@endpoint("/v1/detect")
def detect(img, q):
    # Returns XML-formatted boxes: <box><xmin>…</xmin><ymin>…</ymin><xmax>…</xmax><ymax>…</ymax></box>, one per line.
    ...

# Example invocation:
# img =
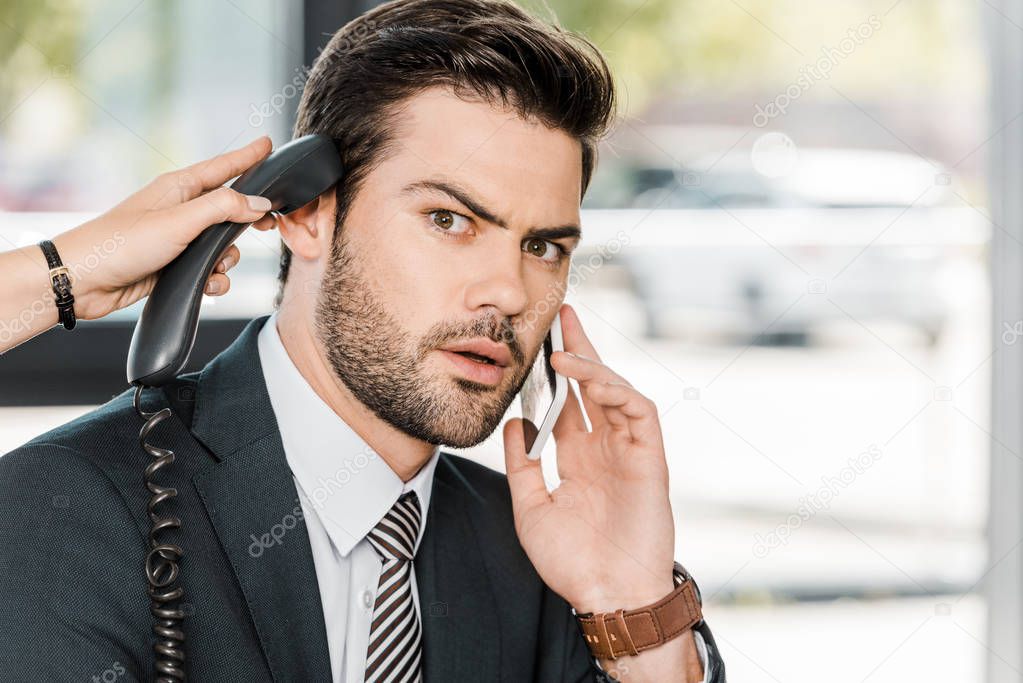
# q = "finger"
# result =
<box><xmin>551</xmin><ymin>382</ymin><xmax>589</xmax><ymax>480</ymax></box>
<box><xmin>215</xmin><ymin>244</ymin><xmax>241</xmax><ymax>273</ymax></box>
<box><xmin>584</xmin><ymin>382</ymin><xmax>630</xmax><ymax>432</ymax></box>
<box><xmin>584</xmin><ymin>381</ymin><xmax>663</xmax><ymax>446</ymax></box>
<box><xmin>160</xmin><ymin>187</ymin><xmax>272</xmax><ymax>246</ymax></box>
<box><xmin>550</xmin><ymin>351</ymin><xmax>631</xmax><ymax>431</ymax></box>
<box><xmin>143</xmin><ymin>136</ymin><xmax>274</xmax><ymax>211</ymax></box>
<box><xmin>551</xmin><ymin>351</ymin><xmax>631</xmax><ymax>386</ymax></box>
<box><xmin>559</xmin><ymin>303</ymin><xmax>603</xmax><ymax>364</ymax></box>
<box><xmin>204</xmin><ymin>272</ymin><xmax>231</xmax><ymax>296</ymax></box>
<box><xmin>177</xmin><ymin>136</ymin><xmax>273</xmax><ymax>202</ymax></box>
<box><xmin>252</xmin><ymin>213</ymin><xmax>277</xmax><ymax>231</ymax></box>
<box><xmin>213</xmin><ymin>244</ymin><xmax>240</xmax><ymax>273</ymax></box>
<box><xmin>502</xmin><ymin>418</ymin><xmax>551</xmax><ymax>523</ymax></box>
<box><xmin>551</xmin><ymin>380</ymin><xmax>587</xmax><ymax>442</ymax></box>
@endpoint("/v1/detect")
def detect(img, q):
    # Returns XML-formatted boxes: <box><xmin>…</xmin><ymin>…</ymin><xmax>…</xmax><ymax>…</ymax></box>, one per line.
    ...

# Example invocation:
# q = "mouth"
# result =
<box><xmin>452</xmin><ymin>350</ymin><xmax>498</xmax><ymax>365</ymax></box>
<box><xmin>439</xmin><ymin>349</ymin><xmax>508</xmax><ymax>386</ymax></box>
<box><xmin>438</xmin><ymin>338</ymin><xmax>512</xmax><ymax>368</ymax></box>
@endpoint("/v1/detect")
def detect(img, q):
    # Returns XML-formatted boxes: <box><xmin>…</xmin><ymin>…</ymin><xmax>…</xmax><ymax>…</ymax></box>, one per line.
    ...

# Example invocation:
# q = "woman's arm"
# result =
<box><xmin>0</xmin><ymin>136</ymin><xmax>278</xmax><ymax>354</ymax></box>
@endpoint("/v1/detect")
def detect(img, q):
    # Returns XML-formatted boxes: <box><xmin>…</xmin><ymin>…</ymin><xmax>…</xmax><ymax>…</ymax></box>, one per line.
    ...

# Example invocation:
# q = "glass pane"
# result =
<box><xmin>0</xmin><ymin>0</ymin><xmax>301</xmax><ymax>322</ymax></box>
<box><xmin>508</xmin><ymin>1</ymin><xmax>989</xmax><ymax>680</ymax></box>
<box><xmin>0</xmin><ymin>0</ymin><xmax>302</xmax><ymax>212</ymax></box>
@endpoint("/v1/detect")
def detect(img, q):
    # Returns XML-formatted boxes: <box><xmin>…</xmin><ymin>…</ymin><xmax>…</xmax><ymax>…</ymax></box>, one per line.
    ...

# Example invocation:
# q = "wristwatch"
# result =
<box><xmin>575</xmin><ymin>561</ymin><xmax>703</xmax><ymax>661</ymax></box>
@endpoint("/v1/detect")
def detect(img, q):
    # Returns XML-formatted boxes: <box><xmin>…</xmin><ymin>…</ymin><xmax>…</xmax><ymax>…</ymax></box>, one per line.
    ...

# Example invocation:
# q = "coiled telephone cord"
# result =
<box><xmin>134</xmin><ymin>385</ymin><xmax>187</xmax><ymax>681</ymax></box>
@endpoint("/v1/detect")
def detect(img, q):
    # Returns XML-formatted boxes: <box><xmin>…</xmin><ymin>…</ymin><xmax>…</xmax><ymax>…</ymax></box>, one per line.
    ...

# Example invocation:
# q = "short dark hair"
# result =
<box><xmin>278</xmin><ymin>0</ymin><xmax>617</xmax><ymax>305</ymax></box>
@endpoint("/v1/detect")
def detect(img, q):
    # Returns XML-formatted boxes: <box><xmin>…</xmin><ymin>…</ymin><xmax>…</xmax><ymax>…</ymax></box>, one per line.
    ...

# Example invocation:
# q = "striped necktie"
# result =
<box><xmin>364</xmin><ymin>490</ymin><xmax>423</xmax><ymax>683</ymax></box>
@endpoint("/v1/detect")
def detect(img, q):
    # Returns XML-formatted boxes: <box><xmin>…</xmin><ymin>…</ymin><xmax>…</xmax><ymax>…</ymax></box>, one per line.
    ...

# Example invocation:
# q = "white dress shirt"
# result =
<box><xmin>258</xmin><ymin>313</ymin><xmax>440</xmax><ymax>683</ymax></box>
<box><xmin>258</xmin><ymin>312</ymin><xmax>710</xmax><ymax>682</ymax></box>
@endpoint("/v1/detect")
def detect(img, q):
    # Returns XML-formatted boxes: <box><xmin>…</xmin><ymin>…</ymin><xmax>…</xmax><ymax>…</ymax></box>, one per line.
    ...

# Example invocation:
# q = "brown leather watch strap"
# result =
<box><xmin>575</xmin><ymin>563</ymin><xmax>703</xmax><ymax>661</ymax></box>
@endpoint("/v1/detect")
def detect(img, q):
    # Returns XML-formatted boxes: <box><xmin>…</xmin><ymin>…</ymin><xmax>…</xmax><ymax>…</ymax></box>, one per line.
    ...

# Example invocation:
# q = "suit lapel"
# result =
<box><xmin>417</xmin><ymin>458</ymin><xmax>502</xmax><ymax>681</ymax></box>
<box><xmin>187</xmin><ymin>316</ymin><xmax>502</xmax><ymax>681</ymax></box>
<box><xmin>190</xmin><ymin>316</ymin><xmax>332</xmax><ymax>682</ymax></box>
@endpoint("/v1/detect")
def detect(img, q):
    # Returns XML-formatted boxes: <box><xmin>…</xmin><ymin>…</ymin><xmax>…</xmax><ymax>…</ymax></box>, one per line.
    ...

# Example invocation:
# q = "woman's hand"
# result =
<box><xmin>0</xmin><ymin>136</ymin><xmax>280</xmax><ymax>354</ymax></box>
<box><xmin>53</xmin><ymin>135</ymin><xmax>278</xmax><ymax>320</ymax></box>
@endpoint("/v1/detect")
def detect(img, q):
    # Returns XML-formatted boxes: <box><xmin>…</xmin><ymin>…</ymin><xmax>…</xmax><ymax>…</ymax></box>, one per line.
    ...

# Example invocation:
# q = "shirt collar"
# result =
<box><xmin>257</xmin><ymin>311</ymin><xmax>441</xmax><ymax>557</ymax></box>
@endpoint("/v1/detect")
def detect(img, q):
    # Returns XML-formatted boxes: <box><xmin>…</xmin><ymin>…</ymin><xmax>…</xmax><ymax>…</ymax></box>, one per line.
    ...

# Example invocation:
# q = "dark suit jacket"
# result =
<box><xmin>0</xmin><ymin>316</ymin><xmax>725</xmax><ymax>682</ymax></box>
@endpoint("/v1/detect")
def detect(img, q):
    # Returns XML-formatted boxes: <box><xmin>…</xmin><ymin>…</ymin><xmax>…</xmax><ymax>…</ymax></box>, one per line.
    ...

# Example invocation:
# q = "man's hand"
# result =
<box><xmin>502</xmin><ymin>303</ymin><xmax>702</xmax><ymax>681</ymax></box>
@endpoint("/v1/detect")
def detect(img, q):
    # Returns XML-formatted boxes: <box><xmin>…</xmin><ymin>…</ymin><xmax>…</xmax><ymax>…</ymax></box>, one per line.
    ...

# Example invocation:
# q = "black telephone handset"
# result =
<box><xmin>127</xmin><ymin>133</ymin><xmax>344</xmax><ymax>387</ymax></box>
<box><xmin>127</xmin><ymin>134</ymin><xmax>342</xmax><ymax>681</ymax></box>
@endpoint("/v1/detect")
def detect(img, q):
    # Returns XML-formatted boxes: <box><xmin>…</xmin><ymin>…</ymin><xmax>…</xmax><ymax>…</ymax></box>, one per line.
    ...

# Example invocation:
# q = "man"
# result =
<box><xmin>0</xmin><ymin>0</ymin><xmax>726</xmax><ymax>681</ymax></box>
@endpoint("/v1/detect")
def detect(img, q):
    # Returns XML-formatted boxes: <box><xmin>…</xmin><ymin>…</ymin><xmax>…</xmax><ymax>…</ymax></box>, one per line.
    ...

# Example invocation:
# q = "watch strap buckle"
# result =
<box><xmin>576</xmin><ymin>572</ymin><xmax>704</xmax><ymax>660</ymax></box>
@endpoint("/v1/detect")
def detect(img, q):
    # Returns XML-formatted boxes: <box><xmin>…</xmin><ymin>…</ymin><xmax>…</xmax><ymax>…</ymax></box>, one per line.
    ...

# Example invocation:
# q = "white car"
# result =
<box><xmin>580</xmin><ymin>144</ymin><xmax>979</xmax><ymax>344</ymax></box>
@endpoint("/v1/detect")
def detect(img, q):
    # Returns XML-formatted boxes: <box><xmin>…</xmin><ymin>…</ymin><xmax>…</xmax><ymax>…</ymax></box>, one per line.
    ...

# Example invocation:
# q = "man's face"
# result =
<box><xmin>313</xmin><ymin>86</ymin><xmax>583</xmax><ymax>448</ymax></box>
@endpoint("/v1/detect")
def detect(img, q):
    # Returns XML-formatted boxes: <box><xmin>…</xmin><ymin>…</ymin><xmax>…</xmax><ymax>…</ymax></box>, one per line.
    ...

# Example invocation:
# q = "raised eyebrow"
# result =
<box><xmin>524</xmin><ymin>225</ymin><xmax>582</xmax><ymax>244</ymax></box>
<box><xmin>401</xmin><ymin>179</ymin><xmax>582</xmax><ymax>242</ymax></box>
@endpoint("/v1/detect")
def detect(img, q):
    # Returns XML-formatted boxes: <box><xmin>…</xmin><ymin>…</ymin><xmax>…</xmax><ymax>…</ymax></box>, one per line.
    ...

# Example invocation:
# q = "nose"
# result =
<box><xmin>462</xmin><ymin>245</ymin><xmax>530</xmax><ymax>320</ymax></box>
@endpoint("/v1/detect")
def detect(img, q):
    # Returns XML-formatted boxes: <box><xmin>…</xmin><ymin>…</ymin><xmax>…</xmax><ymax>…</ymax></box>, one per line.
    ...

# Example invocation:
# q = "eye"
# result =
<box><xmin>523</xmin><ymin>237</ymin><xmax>567</xmax><ymax>264</ymax></box>
<box><xmin>428</xmin><ymin>209</ymin><xmax>472</xmax><ymax>235</ymax></box>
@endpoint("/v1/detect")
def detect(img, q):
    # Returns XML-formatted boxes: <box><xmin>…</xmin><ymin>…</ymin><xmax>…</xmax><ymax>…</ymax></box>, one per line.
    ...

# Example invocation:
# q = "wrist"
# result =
<box><xmin>574</xmin><ymin>562</ymin><xmax>704</xmax><ymax>664</ymax></box>
<box><xmin>37</xmin><ymin>238</ymin><xmax>78</xmax><ymax>330</ymax></box>
<box><xmin>20</xmin><ymin>243</ymin><xmax>61</xmax><ymax>327</ymax></box>
<box><xmin>571</xmin><ymin>576</ymin><xmax>675</xmax><ymax>615</ymax></box>
<box><xmin>50</xmin><ymin>229</ymin><xmax>99</xmax><ymax>319</ymax></box>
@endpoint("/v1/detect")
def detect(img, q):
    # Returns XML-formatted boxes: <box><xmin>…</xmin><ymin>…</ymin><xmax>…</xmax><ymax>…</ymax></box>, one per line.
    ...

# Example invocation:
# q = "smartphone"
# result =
<box><xmin>519</xmin><ymin>310</ymin><xmax>568</xmax><ymax>461</ymax></box>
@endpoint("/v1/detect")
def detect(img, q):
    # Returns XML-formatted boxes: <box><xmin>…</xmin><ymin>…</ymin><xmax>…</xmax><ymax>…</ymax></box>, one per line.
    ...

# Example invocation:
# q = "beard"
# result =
<box><xmin>313</xmin><ymin>229</ymin><xmax>533</xmax><ymax>448</ymax></box>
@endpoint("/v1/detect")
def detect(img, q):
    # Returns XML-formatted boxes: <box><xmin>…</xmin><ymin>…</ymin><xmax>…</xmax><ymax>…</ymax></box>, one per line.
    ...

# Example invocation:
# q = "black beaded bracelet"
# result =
<box><xmin>37</xmin><ymin>239</ymin><xmax>76</xmax><ymax>330</ymax></box>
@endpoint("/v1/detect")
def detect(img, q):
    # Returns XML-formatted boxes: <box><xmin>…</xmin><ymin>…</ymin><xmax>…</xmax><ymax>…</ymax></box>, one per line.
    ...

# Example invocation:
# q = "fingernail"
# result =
<box><xmin>247</xmin><ymin>195</ymin><xmax>272</xmax><ymax>211</ymax></box>
<box><xmin>207</xmin><ymin>280</ymin><xmax>220</xmax><ymax>294</ymax></box>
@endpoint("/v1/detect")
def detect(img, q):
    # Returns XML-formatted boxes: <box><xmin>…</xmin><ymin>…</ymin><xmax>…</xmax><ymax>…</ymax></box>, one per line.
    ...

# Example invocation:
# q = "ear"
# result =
<box><xmin>276</xmin><ymin>188</ymin><xmax>335</xmax><ymax>262</ymax></box>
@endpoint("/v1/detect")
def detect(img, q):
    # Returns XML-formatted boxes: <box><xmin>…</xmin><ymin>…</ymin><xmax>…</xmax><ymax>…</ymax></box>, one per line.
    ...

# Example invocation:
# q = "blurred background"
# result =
<box><xmin>1</xmin><ymin>0</ymin><xmax>1020</xmax><ymax>680</ymax></box>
